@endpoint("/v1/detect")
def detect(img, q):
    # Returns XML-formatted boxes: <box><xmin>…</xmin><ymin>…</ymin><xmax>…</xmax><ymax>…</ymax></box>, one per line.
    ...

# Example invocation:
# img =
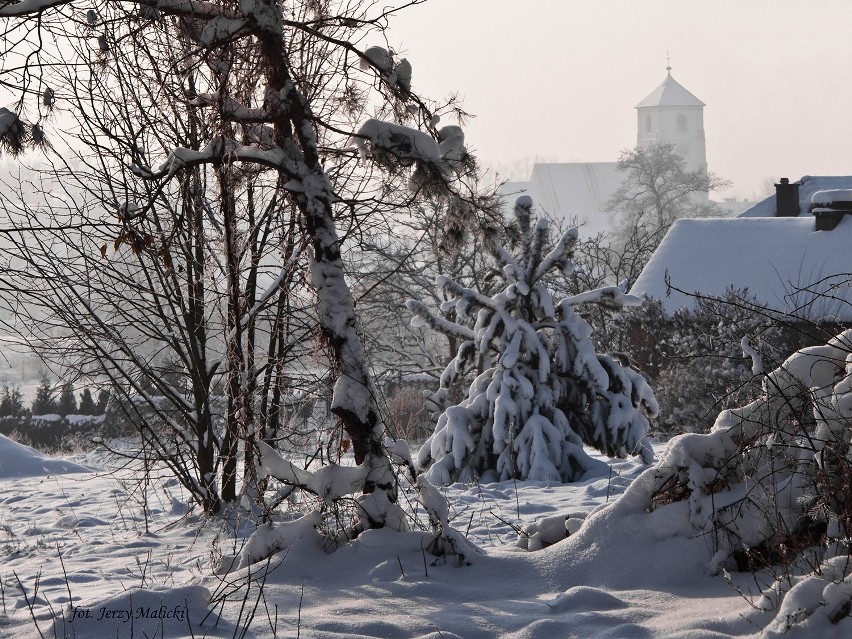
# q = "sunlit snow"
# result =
<box><xmin>0</xmin><ymin>433</ymin><xmax>844</xmax><ymax>638</ymax></box>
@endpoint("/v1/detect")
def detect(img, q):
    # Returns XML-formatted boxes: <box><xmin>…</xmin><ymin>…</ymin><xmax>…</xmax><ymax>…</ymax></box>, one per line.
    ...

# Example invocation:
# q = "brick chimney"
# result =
<box><xmin>774</xmin><ymin>178</ymin><xmax>800</xmax><ymax>217</ymax></box>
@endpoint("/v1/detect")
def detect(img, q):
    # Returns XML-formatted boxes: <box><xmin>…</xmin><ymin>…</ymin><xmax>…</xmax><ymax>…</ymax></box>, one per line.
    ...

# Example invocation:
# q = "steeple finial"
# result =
<box><xmin>666</xmin><ymin>50</ymin><xmax>672</xmax><ymax>73</ymax></box>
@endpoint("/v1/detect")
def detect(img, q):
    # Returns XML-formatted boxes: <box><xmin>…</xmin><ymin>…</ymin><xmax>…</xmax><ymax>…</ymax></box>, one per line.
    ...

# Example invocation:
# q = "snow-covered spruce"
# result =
<box><xmin>410</xmin><ymin>196</ymin><xmax>656</xmax><ymax>484</ymax></box>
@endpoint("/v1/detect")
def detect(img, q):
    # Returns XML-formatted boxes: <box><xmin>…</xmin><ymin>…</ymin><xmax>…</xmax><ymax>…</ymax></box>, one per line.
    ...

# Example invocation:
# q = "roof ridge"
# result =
<box><xmin>636</xmin><ymin>72</ymin><xmax>705</xmax><ymax>108</ymax></box>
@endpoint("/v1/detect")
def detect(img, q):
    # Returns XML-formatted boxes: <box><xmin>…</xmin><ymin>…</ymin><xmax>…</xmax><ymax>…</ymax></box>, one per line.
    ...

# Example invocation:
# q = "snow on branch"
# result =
<box><xmin>145</xmin><ymin>0</ymin><xmax>240</xmax><ymax>20</ymax></box>
<box><xmin>490</xmin><ymin>244</ymin><xmax>525</xmax><ymax>285</ymax></box>
<box><xmin>741</xmin><ymin>336</ymin><xmax>764</xmax><ymax>376</ymax></box>
<box><xmin>527</xmin><ymin>218</ymin><xmax>550</xmax><ymax>274</ymax></box>
<box><xmin>437</xmin><ymin>340</ymin><xmax>476</xmax><ymax>392</ymax></box>
<box><xmin>130</xmin><ymin>138</ymin><xmax>227</xmax><ymax>179</ymax></box>
<box><xmin>0</xmin><ymin>108</ymin><xmax>19</xmax><ymax>135</ymax></box>
<box><xmin>562</xmin><ymin>286</ymin><xmax>642</xmax><ymax>310</ymax></box>
<box><xmin>349</xmin><ymin>118</ymin><xmax>440</xmax><ymax>163</ymax></box>
<box><xmin>188</xmin><ymin>93</ymin><xmax>270</xmax><ymax>121</ymax></box>
<box><xmin>359</xmin><ymin>46</ymin><xmax>413</xmax><ymax>94</ymax></box>
<box><xmin>237</xmin><ymin>0</ymin><xmax>281</xmax><ymax>32</ymax></box>
<box><xmin>406</xmin><ymin>299</ymin><xmax>475</xmax><ymax>340</ymax></box>
<box><xmin>0</xmin><ymin>0</ymin><xmax>240</xmax><ymax>25</ymax></box>
<box><xmin>0</xmin><ymin>0</ymin><xmax>69</xmax><ymax>16</ymax></box>
<box><xmin>0</xmin><ymin>107</ymin><xmax>28</xmax><ymax>155</ymax></box>
<box><xmin>257</xmin><ymin>441</ymin><xmax>369</xmax><ymax>503</ymax></box>
<box><xmin>434</xmin><ymin>274</ymin><xmax>498</xmax><ymax>312</ymax></box>
<box><xmin>199</xmin><ymin>15</ymin><xmax>247</xmax><ymax>45</ymax></box>
<box><xmin>360</xmin><ymin>46</ymin><xmax>393</xmax><ymax>73</ymax></box>
<box><xmin>131</xmin><ymin>138</ymin><xmax>299</xmax><ymax>180</ymax></box>
<box><xmin>532</xmin><ymin>226</ymin><xmax>579</xmax><ymax>281</ymax></box>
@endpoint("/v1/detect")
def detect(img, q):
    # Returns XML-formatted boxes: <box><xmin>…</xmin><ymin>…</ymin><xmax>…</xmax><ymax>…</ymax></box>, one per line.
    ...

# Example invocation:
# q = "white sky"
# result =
<box><xmin>388</xmin><ymin>0</ymin><xmax>852</xmax><ymax>201</ymax></box>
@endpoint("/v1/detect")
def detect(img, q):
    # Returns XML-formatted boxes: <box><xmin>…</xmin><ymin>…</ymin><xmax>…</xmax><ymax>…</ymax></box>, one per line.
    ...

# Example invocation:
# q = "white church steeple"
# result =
<box><xmin>636</xmin><ymin>67</ymin><xmax>707</xmax><ymax>178</ymax></box>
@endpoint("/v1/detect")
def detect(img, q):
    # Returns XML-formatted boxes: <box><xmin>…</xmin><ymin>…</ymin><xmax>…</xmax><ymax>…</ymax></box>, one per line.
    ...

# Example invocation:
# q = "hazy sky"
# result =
<box><xmin>388</xmin><ymin>0</ymin><xmax>852</xmax><ymax>201</ymax></box>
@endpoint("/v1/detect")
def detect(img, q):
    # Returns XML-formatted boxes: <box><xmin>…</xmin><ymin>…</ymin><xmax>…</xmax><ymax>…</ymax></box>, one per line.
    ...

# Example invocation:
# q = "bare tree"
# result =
<box><xmin>604</xmin><ymin>142</ymin><xmax>730</xmax><ymax>290</ymax></box>
<box><xmin>0</xmin><ymin>0</ymin><xmax>498</xmax><ymax>525</ymax></box>
<box><xmin>0</xmin><ymin>18</ymin><xmax>321</xmax><ymax>513</ymax></box>
<box><xmin>354</xmin><ymin>203</ymin><xmax>504</xmax><ymax>390</ymax></box>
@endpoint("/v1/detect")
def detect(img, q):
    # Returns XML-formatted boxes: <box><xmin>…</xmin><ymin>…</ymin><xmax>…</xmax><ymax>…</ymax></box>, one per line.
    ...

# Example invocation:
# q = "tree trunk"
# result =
<box><xmin>221</xmin><ymin>160</ymin><xmax>241</xmax><ymax>504</ymax></box>
<box><xmin>254</xmin><ymin>5</ymin><xmax>389</xmax><ymax>485</ymax></box>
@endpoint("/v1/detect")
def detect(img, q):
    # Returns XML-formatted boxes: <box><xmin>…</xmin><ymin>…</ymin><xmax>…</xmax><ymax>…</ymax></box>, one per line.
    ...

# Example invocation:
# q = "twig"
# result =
<box><xmin>237</xmin><ymin>557</ymin><xmax>274</xmax><ymax>639</ymax></box>
<box><xmin>296</xmin><ymin>582</ymin><xmax>304</xmax><ymax>639</ymax></box>
<box><xmin>513</xmin><ymin>477</ymin><xmax>520</xmax><ymax>520</ymax></box>
<box><xmin>13</xmin><ymin>571</ymin><xmax>46</xmax><ymax>639</ymax></box>
<box><xmin>465</xmin><ymin>510</ymin><xmax>475</xmax><ymax>537</ymax></box>
<box><xmin>606</xmin><ymin>464</ymin><xmax>613</xmax><ymax>502</ymax></box>
<box><xmin>56</xmin><ymin>543</ymin><xmax>73</xmax><ymax>610</ymax></box>
<box><xmin>185</xmin><ymin>596</ymin><xmax>197</xmax><ymax>639</ymax></box>
<box><xmin>488</xmin><ymin>510</ymin><xmax>524</xmax><ymax>535</ymax></box>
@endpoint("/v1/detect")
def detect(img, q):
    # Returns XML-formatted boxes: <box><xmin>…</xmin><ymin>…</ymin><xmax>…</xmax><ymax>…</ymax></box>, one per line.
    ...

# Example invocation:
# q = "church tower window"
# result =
<box><xmin>676</xmin><ymin>113</ymin><xmax>687</xmax><ymax>133</ymax></box>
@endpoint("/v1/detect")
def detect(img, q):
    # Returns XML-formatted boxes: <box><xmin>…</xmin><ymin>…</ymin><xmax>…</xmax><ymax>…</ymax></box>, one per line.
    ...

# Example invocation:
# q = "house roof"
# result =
<box><xmin>635</xmin><ymin>71</ymin><xmax>705</xmax><ymax>109</ymax></box>
<box><xmin>497</xmin><ymin>162</ymin><xmax>622</xmax><ymax>239</ymax></box>
<box><xmin>738</xmin><ymin>175</ymin><xmax>852</xmax><ymax>218</ymax></box>
<box><xmin>629</xmin><ymin>215</ymin><xmax>852</xmax><ymax>321</ymax></box>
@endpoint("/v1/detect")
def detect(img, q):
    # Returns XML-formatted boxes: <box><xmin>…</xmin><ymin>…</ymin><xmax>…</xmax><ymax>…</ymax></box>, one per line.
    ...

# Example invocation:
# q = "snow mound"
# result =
<box><xmin>0</xmin><ymin>434</ymin><xmax>91</xmax><ymax>478</ymax></box>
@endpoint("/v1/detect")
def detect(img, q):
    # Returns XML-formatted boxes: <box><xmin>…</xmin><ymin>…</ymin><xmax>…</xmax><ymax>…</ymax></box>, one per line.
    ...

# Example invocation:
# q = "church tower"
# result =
<box><xmin>635</xmin><ymin>67</ymin><xmax>707</xmax><ymax>179</ymax></box>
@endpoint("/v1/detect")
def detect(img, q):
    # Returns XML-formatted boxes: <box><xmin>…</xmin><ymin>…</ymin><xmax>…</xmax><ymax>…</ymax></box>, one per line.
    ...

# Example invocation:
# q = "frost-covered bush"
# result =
<box><xmin>644</xmin><ymin>328</ymin><xmax>852</xmax><ymax>574</ymax></box>
<box><xmin>383</xmin><ymin>383</ymin><xmax>432</xmax><ymax>442</ymax></box>
<box><xmin>606</xmin><ymin>296</ymin><xmax>675</xmax><ymax>382</ymax></box>
<box><xmin>654</xmin><ymin>291</ymin><xmax>805</xmax><ymax>435</ymax></box>
<box><xmin>614</xmin><ymin>291</ymin><xmax>806</xmax><ymax>436</ymax></box>
<box><xmin>410</xmin><ymin>196</ymin><xmax>656</xmax><ymax>485</ymax></box>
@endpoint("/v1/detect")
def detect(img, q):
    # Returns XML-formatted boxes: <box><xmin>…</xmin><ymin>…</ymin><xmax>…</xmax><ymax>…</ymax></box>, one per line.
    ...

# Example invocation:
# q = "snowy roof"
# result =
<box><xmin>813</xmin><ymin>189</ymin><xmax>852</xmax><ymax>204</ymax></box>
<box><xmin>498</xmin><ymin>162</ymin><xmax>622</xmax><ymax>238</ymax></box>
<box><xmin>738</xmin><ymin>175</ymin><xmax>852</xmax><ymax>218</ymax></box>
<box><xmin>635</xmin><ymin>71</ymin><xmax>705</xmax><ymax>109</ymax></box>
<box><xmin>629</xmin><ymin>216</ymin><xmax>852</xmax><ymax>321</ymax></box>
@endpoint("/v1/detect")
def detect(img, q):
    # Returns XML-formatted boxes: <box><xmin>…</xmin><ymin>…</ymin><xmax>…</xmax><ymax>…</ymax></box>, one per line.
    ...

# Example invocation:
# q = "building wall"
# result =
<box><xmin>637</xmin><ymin>106</ymin><xmax>706</xmax><ymax>173</ymax></box>
<box><xmin>637</xmin><ymin>104</ymin><xmax>708</xmax><ymax>202</ymax></box>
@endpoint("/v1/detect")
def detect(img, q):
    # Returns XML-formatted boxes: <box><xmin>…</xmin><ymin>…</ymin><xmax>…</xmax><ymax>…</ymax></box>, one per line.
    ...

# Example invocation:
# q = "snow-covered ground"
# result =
<box><xmin>0</xmin><ymin>434</ymin><xmax>846</xmax><ymax>639</ymax></box>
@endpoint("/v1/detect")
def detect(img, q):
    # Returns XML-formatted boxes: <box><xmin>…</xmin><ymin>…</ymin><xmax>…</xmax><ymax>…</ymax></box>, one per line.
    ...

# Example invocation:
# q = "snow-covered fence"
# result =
<box><xmin>2</xmin><ymin>414</ymin><xmax>108</xmax><ymax>451</ymax></box>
